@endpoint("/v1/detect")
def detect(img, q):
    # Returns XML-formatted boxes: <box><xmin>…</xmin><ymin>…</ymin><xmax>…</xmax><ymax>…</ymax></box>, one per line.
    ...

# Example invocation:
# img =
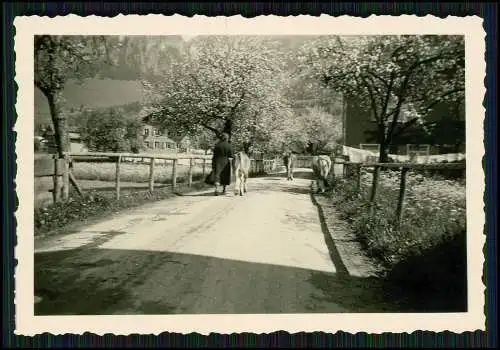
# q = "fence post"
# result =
<box><xmin>172</xmin><ymin>158</ymin><xmax>177</xmax><ymax>189</ymax></box>
<box><xmin>188</xmin><ymin>157</ymin><xmax>193</xmax><ymax>187</ymax></box>
<box><xmin>396</xmin><ymin>167</ymin><xmax>409</xmax><ymax>225</ymax></box>
<box><xmin>52</xmin><ymin>155</ymin><xmax>60</xmax><ymax>203</ymax></box>
<box><xmin>202</xmin><ymin>158</ymin><xmax>206</xmax><ymax>177</ymax></box>
<box><xmin>115</xmin><ymin>155</ymin><xmax>121</xmax><ymax>200</ymax></box>
<box><xmin>356</xmin><ymin>164</ymin><xmax>362</xmax><ymax>191</ymax></box>
<box><xmin>149</xmin><ymin>157</ymin><xmax>155</xmax><ymax>193</ymax></box>
<box><xmin>331</xmin><ymin>157</ymin><xmax>336</xmax><ymax>179</ymax></box>
<box><xmin>369</xmin><ymin>165</ymin><xmax>380</xmax><ymax>205</ymax></box>
<box><xmin>62</xmin><ymin>155</ymin><xmax>70</xmax><ymax>200</ymax></box>
<box><xmin>343</xmin><ymin>156</ymin><xmax>348</xmax><ymax>178</ymax></box>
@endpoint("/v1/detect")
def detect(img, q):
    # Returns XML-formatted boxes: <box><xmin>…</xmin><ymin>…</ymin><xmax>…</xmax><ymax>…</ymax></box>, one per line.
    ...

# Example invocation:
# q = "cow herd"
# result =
<box><xmin>284</xmin><ymin>152</ymin><xmax>333</xmax><ymax>194</ymax></box>
<box><xmin>228</xmin><ymin>151</ymin><xmax>334</xmax><ymax>197</ymax></box>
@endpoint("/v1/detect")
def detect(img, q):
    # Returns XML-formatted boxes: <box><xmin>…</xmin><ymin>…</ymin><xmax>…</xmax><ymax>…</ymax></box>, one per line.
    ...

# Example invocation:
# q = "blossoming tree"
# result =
<box><xmin>299</xmin><ymin>35</ymin><xmax>465</xmax><ymax>162</ymax></box>
<box><xmin>141</xmin><ymin>36</ymin><xmax>293</xmax><ymax>155</ymax></box>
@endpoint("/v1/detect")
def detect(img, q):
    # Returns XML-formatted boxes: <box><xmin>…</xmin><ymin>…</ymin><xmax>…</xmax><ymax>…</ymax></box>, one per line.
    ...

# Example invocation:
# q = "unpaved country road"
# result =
<box><xmin>35</xmin><ymin>169</ymin><xmax>400</xmax><ymax>315</ymax></box>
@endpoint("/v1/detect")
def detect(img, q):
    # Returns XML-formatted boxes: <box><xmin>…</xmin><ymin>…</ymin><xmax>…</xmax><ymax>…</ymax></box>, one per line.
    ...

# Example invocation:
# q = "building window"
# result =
<box><xmin>145</xmin><ymin>141</ymin><xmax>150</xmax><ymax>148</ymax></box>
<box><xmin>154</xmin><ymin>142</ymin><xmax>160</xmax><ymax>149</ymax></box>
<box><xmin>144</xmin><ymin>128</ymin><xmax>150</xmax><ymax>137</ymax></box>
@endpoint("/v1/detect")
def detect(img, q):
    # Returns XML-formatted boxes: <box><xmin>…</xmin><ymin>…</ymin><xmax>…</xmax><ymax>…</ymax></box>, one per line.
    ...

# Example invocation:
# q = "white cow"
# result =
<box><xmin>232</xmin><ymin>151</ymin><xmax>251</xmax><ymax>196</ymax></box>
<box><xmin>311</xmin><ymin>155</ymin><xmax>332</xmax><ymax>193</ymax></box>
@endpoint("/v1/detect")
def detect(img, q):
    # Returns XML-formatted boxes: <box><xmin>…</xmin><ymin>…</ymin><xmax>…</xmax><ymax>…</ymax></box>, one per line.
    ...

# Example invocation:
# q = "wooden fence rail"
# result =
<box><xmin>342</xmin><ymin>161</ymin><xmax>466</xmax><ymax>225</ymax></box>
<box><xmin>36</xmin><ymin>151</ymin><xmax>464</xmax><ymax>224</ymax></box>
<box><xmin>34</xmin><ymin>155</ymin><xmax>70</xmax><ymax>203</ymax></box>
<box><xmin>54</xmin><ymin>152</ymin><xmax>278</xmax><ymax>201</ymax></box>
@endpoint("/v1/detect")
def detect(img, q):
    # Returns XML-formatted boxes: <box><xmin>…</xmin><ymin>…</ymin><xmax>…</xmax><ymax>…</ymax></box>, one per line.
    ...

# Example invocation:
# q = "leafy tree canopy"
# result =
<box><xmin>298</xmin><ymin>35</ymin><xmax>465</xmax><ymax>161</ymax></box>
<box><xmin>142</xmin><ymin>36</ymin><xmax>293</xmax><ymax>154</ymax></box>
<box><xmin>79</xmin><ymin>108</ymin><xmax>144</xmax><ymax>153</ymax></box>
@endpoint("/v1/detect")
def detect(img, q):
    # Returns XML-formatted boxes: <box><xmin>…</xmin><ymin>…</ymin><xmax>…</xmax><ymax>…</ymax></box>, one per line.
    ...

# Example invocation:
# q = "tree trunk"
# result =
<box><xmin>222</xmin><ymin>119</ymin><xmax>233</xmax><ymax>142</ymax></box>
<box><xmin>47</xmin><ymin>90</ymin><xmax>69</xmax><ymax>157</ymax></box>
<box><xmin>377</xmin><ymin>125</ymin><xmax>389</xmax><ymax>163</ymax></box>
<box><xmin>378</xmin><ymin>142</ymin><xmax>389</xmax><ymax>163</ymax></box>
<box><xmin>46</xmin><ymin>90</ymin><xmax>84</xmax><ymax>197</ymax></box>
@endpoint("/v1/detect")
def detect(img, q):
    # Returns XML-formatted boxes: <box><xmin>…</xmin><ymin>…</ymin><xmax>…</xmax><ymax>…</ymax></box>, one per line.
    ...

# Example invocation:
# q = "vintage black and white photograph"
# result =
<box><xmin>15</xmin><ymin>15</ymin><xmax>485</xmax><ymax>335</ymax></box>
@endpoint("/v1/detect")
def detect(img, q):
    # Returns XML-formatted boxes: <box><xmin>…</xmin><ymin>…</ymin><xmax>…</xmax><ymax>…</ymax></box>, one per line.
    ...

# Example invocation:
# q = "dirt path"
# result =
<box><xmin>35</xmin><ymin>169</ymin><xmax>402</xmax><ymax>315</ymax></box>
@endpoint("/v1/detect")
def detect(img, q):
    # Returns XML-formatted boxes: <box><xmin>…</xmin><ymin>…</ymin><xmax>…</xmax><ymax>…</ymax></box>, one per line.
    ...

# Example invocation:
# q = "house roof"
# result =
<box><xmin>142</xmin><ymin>112</ymin><xmax>160</xmax><ymax>124</ymax></box>
<box><xmin>169</xmin><ymin>134</ymin><xmax>190</xmax><ymax>143</ymax></box>
<box><xmin>144</xmin><ymin>135</ymin><xmax>176</xmax><ymax>143</ymax></box>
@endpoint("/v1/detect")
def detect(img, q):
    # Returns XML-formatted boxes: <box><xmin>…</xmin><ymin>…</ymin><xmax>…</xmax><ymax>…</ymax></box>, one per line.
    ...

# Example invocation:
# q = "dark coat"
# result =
<box><xmin>212</xmin><ymin>140</ymin><xmax>234</xmax><ymax>186</ymax></box>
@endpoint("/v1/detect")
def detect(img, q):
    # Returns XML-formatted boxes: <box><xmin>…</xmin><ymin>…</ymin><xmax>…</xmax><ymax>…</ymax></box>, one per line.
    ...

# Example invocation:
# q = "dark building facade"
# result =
<box><xmin>344</xmin><ymin>96</ymin><xmax>466</xmax><ymax>155</ymax></box>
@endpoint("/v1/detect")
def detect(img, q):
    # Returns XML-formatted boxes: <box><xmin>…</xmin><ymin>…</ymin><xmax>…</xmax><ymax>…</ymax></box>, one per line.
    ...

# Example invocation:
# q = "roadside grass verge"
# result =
<box><xmin>34</xmin><ymin>160</ymin><xmax>273</xmax><ymax>237</ymax></box>
<box><xmin>327</xmin><ymin>168</ymin><xmax>467</xmax><ymax>311</ymax></box>
<box><xmin>34</xmin><ymin>179</ymin><xmax>210</xmax><ymax>237</ymax></box>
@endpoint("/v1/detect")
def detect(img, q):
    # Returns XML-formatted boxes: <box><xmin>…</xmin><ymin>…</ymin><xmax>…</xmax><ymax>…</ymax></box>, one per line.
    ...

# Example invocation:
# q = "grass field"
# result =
<box><xmin>71</xmin><ymin>161</ymin><xmax>207</xmax><ymax>184</ymax></box>
<box><xmin>34</xmin><ymin>160</ymin><xmax>208</xmax><ymax>209</ymax></box>
<box><xmin>34</xmin><ymin>157</ymin><xmax>277</xmax><ymax>209</ymax></box>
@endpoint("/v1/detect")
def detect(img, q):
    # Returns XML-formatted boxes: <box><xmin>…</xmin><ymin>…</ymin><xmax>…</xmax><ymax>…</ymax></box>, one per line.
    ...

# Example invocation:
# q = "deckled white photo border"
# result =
<box><xmin>13</xmin><ymin>14</ymin><xmax>486</xmax><ymax>336</ymax></box>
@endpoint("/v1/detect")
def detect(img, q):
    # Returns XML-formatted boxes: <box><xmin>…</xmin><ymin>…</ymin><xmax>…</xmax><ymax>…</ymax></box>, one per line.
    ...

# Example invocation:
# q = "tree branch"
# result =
<box><xmin>385</xmin><ymin>56</ymin><xmax>422</xmax><ymax>142</ymax></box>
<box><xmin>34</xmin><ymin>80</ymin><xmax>49</xmax><ymax>97</ymax></box>
<box><xmin>228</xmin><ymin>90</ymin><xmax>246</xmax><ymax>118</ymax></box>
<box><xmin>360</xmin><ymin>75</ymin><xmax>380</xmax><ymax>124</ymax></box>
<box><xmin>379</xmin><ymin>72</ymin><xmax>396</xmax><ymax>123</ymax></box>
<box><xmin>367</xmin><ymin>70</ymin><xmax>390</xmax><ymax>90</ymax></box>
<box><xmin>405</xmin><ymin>54</ymin><xmax>445</xmax><ymax>78</ymax></box>
<box><xmin>201</xmin><ymin>122</ymin><xmax>222</xmax><ymax>136</ymax></box>
<box><xmin>421</xmin><ymin>88</ymin><xmax>465</xmax><ymax>113</ymax></box>
<box><xmin>364</xmin><ymin>74</ymin><xmax>385</xmax><ymax>107</ymax></box>
<box><xmin>392</xmin><ymin>117</ymin><xmax>420</xmax><ymax>138</ymax></box>
<box><xmin>390</xmin><ymin>45</ymin><xmax>406</xmax><ymax>61</ymax></box>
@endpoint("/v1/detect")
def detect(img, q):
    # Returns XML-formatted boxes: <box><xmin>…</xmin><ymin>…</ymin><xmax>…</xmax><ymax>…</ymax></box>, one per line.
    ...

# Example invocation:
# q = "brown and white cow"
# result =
<box><xmin>283</xmin><ymin>151</ymin><xmax>297</xmax><ymax>181</ymax></box>
<box><xmin>232</xmin><ymin>151</ymin><xmax>251</xmax><ymax>196</ymax></box>
<box><xmin>311</xmin><ymin>155</ymin><xmax>332</xmax><ymax>193</ymax></box>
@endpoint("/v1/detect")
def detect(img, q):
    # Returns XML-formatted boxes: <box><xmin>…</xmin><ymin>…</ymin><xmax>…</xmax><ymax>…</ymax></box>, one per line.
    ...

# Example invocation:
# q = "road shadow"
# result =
<box><xmin>34</xmin><ymin>245</ymin><xmax>446</xmax><ymax>316</ymax></box>
<box><xmin>383</xmin><ymin>231</ymin><xmax>468</xmax><ymax>312</ymax></box>
<box><xmin>279</xmin><ymin>186</ymin><xmax>312</xmax><ymax>196</ymax></box>
<box><xmin>176</xmin><ymin>191</ymin><xmax>217</xmax><ymax>197</ymax></box>
<box><xmin>244</xmin><ymin>182</ymin><xmax>313</xmax><ymax>197</ymax></box>
<box><xmin>290</xmin><ymin>171</ymin><xmax>314</xmax><ymax>180</ymax></box>
<box><xmin>309</xmin><ymin>193</ymin><xmax>350</xmax><ymax>278</ymax></box>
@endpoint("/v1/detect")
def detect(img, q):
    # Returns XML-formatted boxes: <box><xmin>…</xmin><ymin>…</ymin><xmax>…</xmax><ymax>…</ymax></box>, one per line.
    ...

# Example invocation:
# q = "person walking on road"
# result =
<box><xmin>211</xmin><ymin>133</ymin><xmax>233</xmax><ymax>196</ymax></box>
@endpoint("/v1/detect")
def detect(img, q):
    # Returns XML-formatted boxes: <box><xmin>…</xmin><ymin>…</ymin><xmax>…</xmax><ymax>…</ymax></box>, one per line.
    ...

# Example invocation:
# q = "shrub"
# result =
<box><xmin>328</xmin><ymin>167</ymin><xmax>467</xmax><ymax>310</ymax></box>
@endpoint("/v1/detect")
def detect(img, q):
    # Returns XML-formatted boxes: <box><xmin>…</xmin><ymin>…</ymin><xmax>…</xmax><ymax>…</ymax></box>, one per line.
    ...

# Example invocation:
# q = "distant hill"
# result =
<box><xmin>35</xmin><ymin>78</ymin><xmax>145</xmax><ymax>127</ymax></box>
<box><xmin>34</xmin><ymin>35</ymin><xmax>324</xmax><ymax>129</ymax></box>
